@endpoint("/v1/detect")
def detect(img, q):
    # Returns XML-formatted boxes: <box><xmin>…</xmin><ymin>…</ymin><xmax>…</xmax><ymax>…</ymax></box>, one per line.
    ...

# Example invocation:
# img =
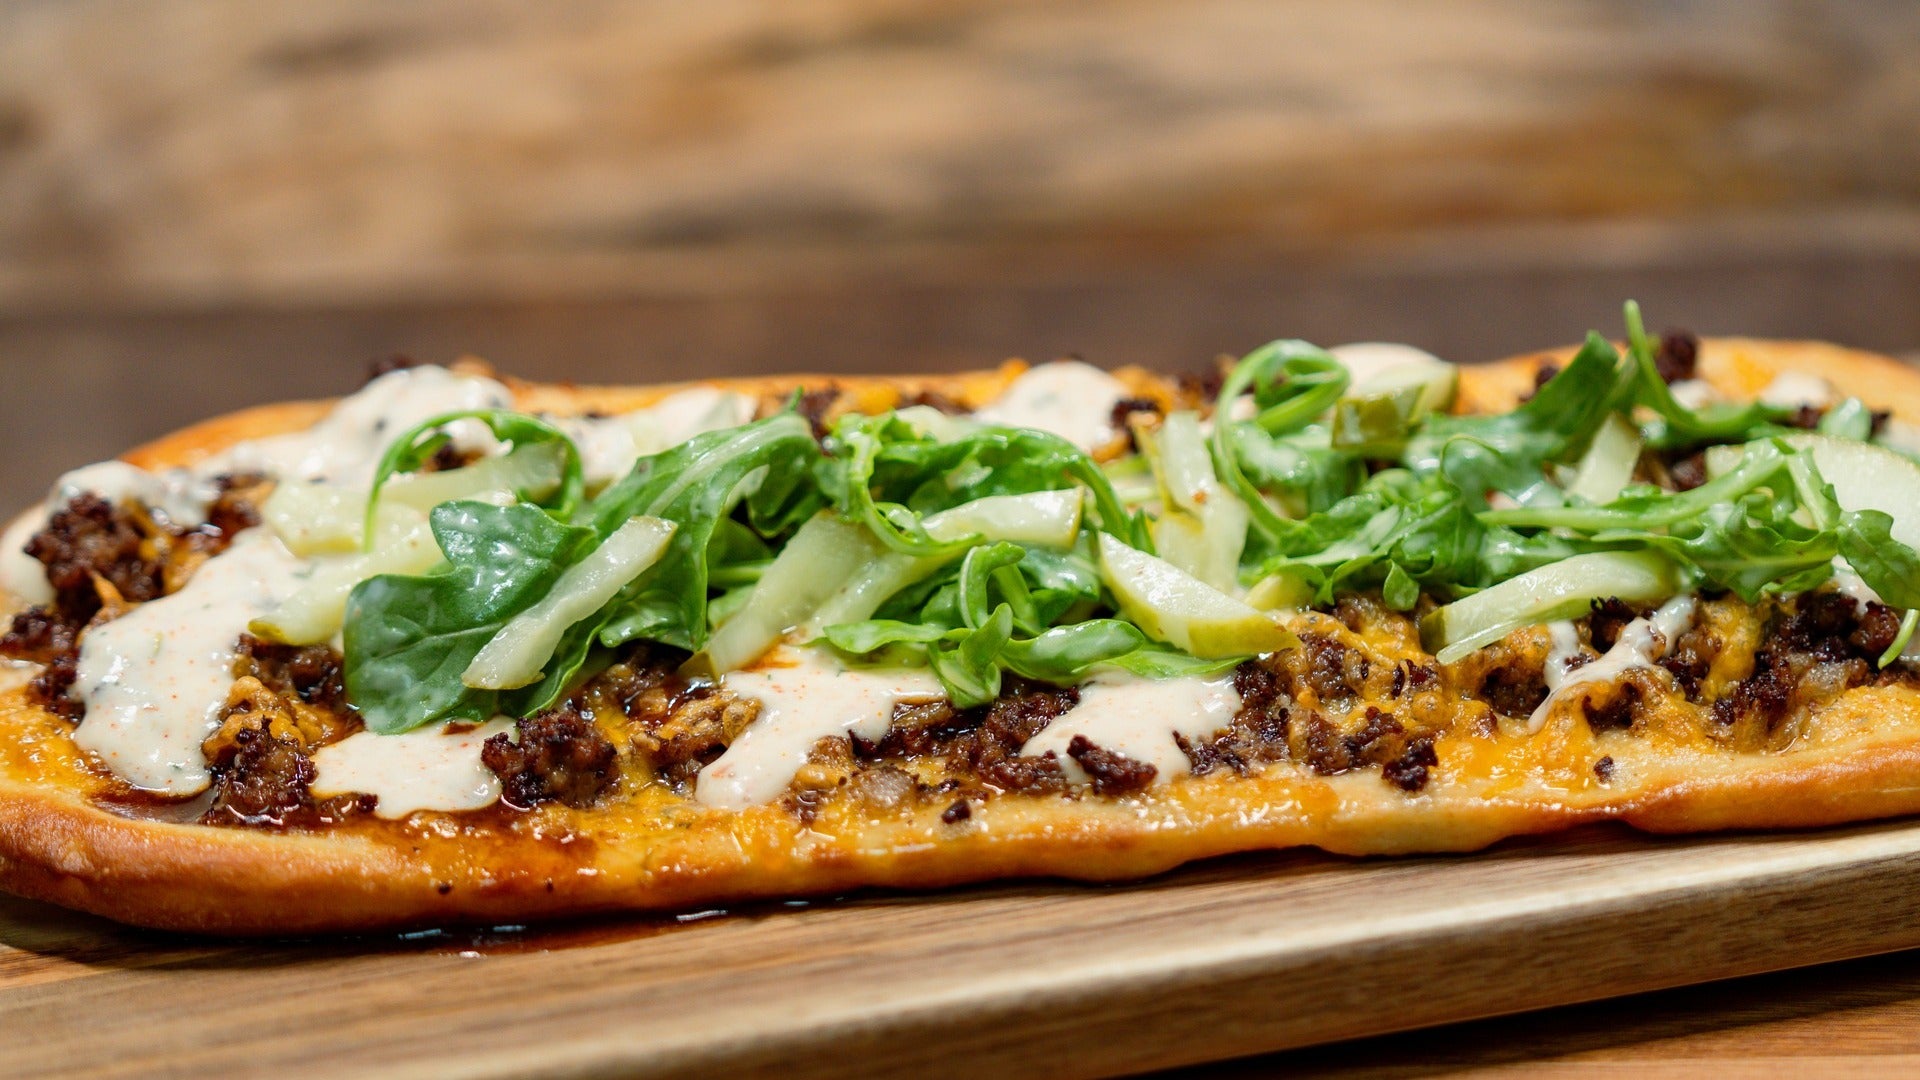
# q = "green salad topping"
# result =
<box><xmin>330</xmin><ymin>302</ymin><xmax>1920</xmax><ymax>733</ymax></box>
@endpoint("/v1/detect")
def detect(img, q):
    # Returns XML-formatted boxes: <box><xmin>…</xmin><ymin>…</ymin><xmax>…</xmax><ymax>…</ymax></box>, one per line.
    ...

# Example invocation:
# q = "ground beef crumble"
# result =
<box><xmin>1178</xmin><ymin>660</ymin><xmax>1292</xmax><ymax>777</ymax></box>
<box><xmin>234</xmin><ymin>634</ymin><xmax>346</xmax><ymax>712</ymax></box>
<box><xmin>483</xmin><ymin>704</ymin><xmax>621</xmax><ymax>810</ymax></box>
<box><xmin>201</xmin><ymin>676</ymin><xmax>362</xmax><ymax>826</ymax></box>
<box><xmin>1709</xmin><ymin>592</ymin><xmax>1890</xmax><ymax>743</ymax></box>
<box><xmin>0</xmin><ymin>494</ymin><xmax>170</xmax><ymax>716</ymax></box>
<box><xmin>1067</xmin><ymin>735</ymin><xmax>1157</xmax><ymax>795</ymax></box>
<box><xmin>1654</xmin><ymin>329</ymin><xmax>1699</xmax><ymax>384</ymax></box>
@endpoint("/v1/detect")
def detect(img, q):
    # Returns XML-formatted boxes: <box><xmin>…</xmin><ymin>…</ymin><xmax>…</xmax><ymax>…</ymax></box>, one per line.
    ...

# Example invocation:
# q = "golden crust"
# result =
<box><xmin>6</xmin><ymin>341</ymin><xmax>1920</xmax><ymax>934</ymax></box>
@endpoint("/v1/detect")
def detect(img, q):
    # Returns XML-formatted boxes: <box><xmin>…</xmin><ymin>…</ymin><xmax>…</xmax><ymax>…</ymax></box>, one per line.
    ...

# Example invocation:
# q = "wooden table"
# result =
<box><xmin>1237</xmin><ymin>951</ymin><xmax>1920</xmax><ymax>1077</ymax></box>
<box><xmin>7</xmin><ymin>824</ymin><xmax>1920</xmax><ymax>1078</ymax></box>
<box><xmin>5</xmin><ymin>254</ymin><xmax>1920</xmax><ymax>1075</ymax></box>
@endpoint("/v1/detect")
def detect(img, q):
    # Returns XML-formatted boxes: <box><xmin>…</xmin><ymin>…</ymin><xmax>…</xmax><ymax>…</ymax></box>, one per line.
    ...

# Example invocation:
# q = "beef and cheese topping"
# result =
<box><xmin>5</xmin><ymin>303</ymin><xmax>1920</xmax><ymax>836</ymax></box>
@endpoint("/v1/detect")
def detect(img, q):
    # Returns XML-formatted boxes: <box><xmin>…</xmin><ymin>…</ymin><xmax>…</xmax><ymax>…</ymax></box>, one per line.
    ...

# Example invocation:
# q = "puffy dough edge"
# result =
<box><xmin>5</xmin><ymin>342</ymin><xmax>1920</xmax><ymax>934</ymax></box>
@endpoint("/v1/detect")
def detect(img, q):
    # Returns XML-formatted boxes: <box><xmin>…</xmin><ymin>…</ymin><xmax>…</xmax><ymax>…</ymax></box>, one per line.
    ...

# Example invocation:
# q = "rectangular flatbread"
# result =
<box><xmin>3</xmin><ymin>318</ymin><xmax>1920</xmax><ymax>934</ymax></box>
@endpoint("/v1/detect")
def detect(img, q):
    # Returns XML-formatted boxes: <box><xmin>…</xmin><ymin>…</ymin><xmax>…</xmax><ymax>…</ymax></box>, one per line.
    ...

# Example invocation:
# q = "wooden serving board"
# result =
<box><xmin>8</xmin><ymin>820</ymin><xmax>1920</xmax><ymax>1078</ymax></box>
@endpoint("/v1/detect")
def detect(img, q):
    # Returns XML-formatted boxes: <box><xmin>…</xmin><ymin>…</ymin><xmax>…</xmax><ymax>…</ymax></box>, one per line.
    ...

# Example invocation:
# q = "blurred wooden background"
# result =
<box><xmin>2</xmin><ymin>0</ymin><xmax>1919</xmax><ymax>507</ymax></box>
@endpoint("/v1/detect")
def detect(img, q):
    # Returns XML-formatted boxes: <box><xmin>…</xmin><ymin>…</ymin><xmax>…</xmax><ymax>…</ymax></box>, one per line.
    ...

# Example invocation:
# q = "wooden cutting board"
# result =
<box><xmin>8</xmin><ymin>820</ymin><xmax>1920</xmax><ymax>1079</ymax></box>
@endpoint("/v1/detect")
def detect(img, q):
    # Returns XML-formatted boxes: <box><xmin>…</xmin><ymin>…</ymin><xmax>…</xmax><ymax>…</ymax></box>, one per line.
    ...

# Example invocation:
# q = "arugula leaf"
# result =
<box><xmin>1480</xmin><ymin>440</ymin><xmax>1796</xmax><ymax>532</ymax></box>
<box><xmin>1839</xmin><ymin>510</ymin><xmax>1920</xmax><ymax>609</ymax></box>
<box><xmin>928</xmin><ymin>604</ymin><xmax>1014</xmax><ymax>707</ymax></box>
<box><xmin>343</xmin><ymin>501</ymin><xmax>597</xmax><ymax>733</ymax></box>
<box><xmin>1210</xmin><ymin>340</ymin><xmax>1353</xmax><ymax>540</ymax></box>
<box><xmin>1405</xmin><ymin>332</ymin><xmax>1627</xmax><ymax>507</ymax></box>
<box><xmin>1621</xmin><ymin>300</ymin><xmax>1788</xmax><ymax>448</ymax></box>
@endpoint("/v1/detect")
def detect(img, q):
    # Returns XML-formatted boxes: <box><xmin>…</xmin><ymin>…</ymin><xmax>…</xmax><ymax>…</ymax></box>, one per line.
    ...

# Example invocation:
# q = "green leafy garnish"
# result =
<box><xmin>364</xmin><ymin>410</ymin><xmax>585</xmax><ymax>546</ymax></box>
<box><xmin>335</xmin><ymin>298</ymin><xmax>1920</xmax><ymax>734</ymax></box>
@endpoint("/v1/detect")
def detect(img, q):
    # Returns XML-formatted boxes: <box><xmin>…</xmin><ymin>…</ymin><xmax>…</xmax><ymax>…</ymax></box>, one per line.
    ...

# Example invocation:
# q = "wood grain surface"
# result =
<box><xmin>5</xmin><ymin>1</ymin><xmax>1920</xmax><ymax>311</ymax></box>
<box><xmin>9</xmin><ymin>821</ymin><xmax>1920</xmax><ymax>1077</ymax></box>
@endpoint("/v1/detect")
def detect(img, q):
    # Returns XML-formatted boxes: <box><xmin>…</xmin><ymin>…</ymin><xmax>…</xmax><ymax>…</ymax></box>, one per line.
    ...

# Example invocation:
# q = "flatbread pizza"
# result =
<box><xmin>4</xmin><ymin>304</ymin><xmax>1920</xmax><ymax>934</ymax></box>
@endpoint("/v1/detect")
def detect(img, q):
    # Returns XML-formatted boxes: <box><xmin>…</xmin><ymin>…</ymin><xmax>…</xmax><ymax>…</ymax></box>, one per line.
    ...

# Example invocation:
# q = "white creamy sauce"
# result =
<box><xmin>71</xmin><ymin>530</ymin><xmax>307</xmax><ymax>794</ymax></box>
<box><xmin>557</xmin><ymin>388</ymin><xmax>755</xmax><ymax>487</ymax></box>
<box><xmin>1542</xmin><ymin>620</ymin><xmax>1584</xmax><ymax>693</ymax></box>
<box><xmin>54</xmin><ymin>461</ymin><xmax>217</xmax><ymax>526</ymax></box>
<box><xmin>1</xmin><ymin>462</ymin><xmax>220</xmax><ymax>604</ymax></box>
<box><xmin>311</xmin><ymin>718</ymin><xmax>515</xmax><ymax>819</ymax></box>
<box><xmin>1019</xmin><ymin>670</ymin><xmax>1243</xmax><ymax>787</ymax></box>
<box><xmin>0</xmin><ymin>659</ymin><xmax>37</xmax><ymax>694</ymax></box>
<box><xmin>202</xmin><ymin>366</ymin><xmax>513</xmax><ymax>487</ymax></box>
<box><xmin>1832</xmin><ymin>557</ymin><xmax>1880</xmax><ymax>613</ymax></box>
<box><xmin>974</xmin><ymin>361</ymin><xmax>1130</xmax><ymax>451</ymax></box>
<box><xmin>1328</xmin><ymin>342</ymin><xmax>1445</xmax><ymax>384</ymax></box>
<box><xmin>1668</xmin><ymin>378</ymin><xmax>1721</xmax><ymax>411</ymax></box>
<box><xmin>0</xmin><ymin>507</ymin><xmax>52</xmax><ymax>606</ymax></box>
<box><xmin>1758</xmin><ymin>371</ymin><xmax>1835</xmax><ymax>409</ymax></box>
<box><xmin>1527</xmin><ymin>596</ymin><xmax>1697</xmax><ymax>733</ymax></box>
<box><xmin>696</xmin><ymin>648</ymin><xmax>943</xmax><ymax>809</ymax></box>
<box><xmin>48</xmin><ymin>368</ymin><xmax>510</xmax><ymax>796</ymax></box>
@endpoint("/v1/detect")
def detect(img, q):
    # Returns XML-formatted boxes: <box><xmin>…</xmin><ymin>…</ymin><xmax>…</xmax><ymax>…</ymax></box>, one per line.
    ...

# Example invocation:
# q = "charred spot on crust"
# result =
<box><xmin>1593</xmin><ymin>755</ymin><xmax>1616</xmax><ymax>782</ymax></box>
<box><xmin>483</xmin><ymin>704</ymin><xmax>621</xmax><ymax>810</ymax></box>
